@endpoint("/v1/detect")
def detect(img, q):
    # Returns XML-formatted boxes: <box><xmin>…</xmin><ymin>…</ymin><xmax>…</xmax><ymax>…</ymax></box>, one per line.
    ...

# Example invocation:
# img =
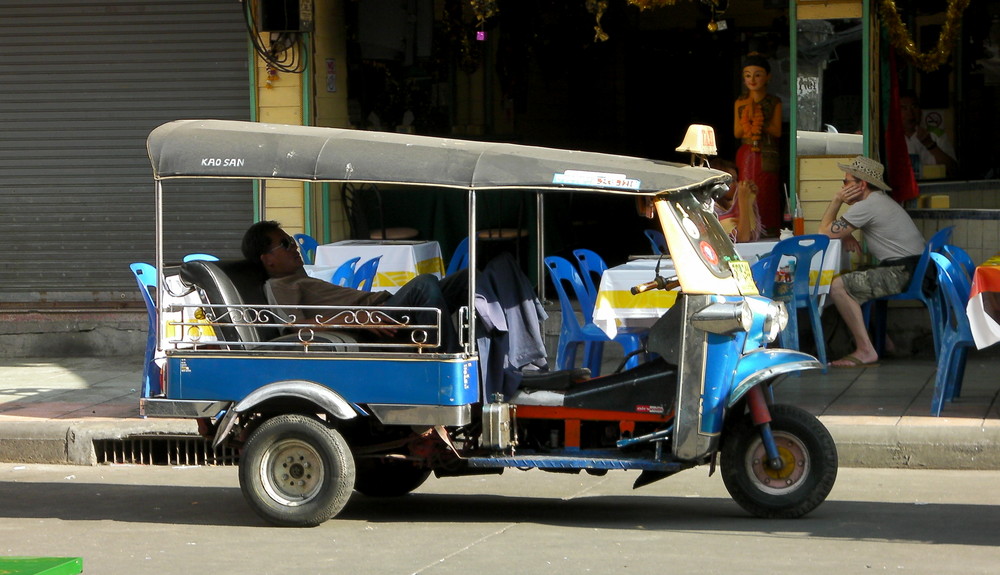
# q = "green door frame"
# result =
<box><xmin>788</xmin><ymin>0</ymin><xmax>871</xmax><ymax>212</ymax></box>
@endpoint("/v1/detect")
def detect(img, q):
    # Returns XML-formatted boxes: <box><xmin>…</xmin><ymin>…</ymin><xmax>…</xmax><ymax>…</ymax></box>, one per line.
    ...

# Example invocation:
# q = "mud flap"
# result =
<box><xmin>633</xmin><ymin>469</ymin><xmax>682</xmax><ymax>489</ymax></box>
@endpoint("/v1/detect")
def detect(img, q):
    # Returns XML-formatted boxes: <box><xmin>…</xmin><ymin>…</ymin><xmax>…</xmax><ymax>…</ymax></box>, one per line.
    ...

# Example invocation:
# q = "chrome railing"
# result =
<box><xmin>162</xmin><ymin>303</ymin><xmax>443</xmax><ymax>352</ymax></box>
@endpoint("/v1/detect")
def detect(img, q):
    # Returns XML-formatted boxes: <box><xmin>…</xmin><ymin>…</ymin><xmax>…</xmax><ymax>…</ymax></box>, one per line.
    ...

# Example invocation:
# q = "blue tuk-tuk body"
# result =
<box><xmin>139</xmin><ymin>120</ymin><xmax>836</xmax><ymax>527</ymax></box>
<box><xmin>164</xmin><ymin>354</ymin><xmax>477</xmax><ymax>408</ymax></box>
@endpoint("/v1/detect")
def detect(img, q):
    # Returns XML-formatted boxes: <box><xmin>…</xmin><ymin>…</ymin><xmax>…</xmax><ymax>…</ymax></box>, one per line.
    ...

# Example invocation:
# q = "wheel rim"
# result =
<box><xmin>259</xmin><ymin>438</ymin><xmax>326</xmax><ymax>506</ymax></box>
<box><xmin>744</xmin><ymin>431</ymin><xmax>810</xmax><ymax>496</ymax></box>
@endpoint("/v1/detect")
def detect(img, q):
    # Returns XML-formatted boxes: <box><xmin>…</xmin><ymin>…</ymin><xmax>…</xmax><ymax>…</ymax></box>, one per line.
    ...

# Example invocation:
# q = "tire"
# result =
<box><xmin>354</xmin><ymin>457</ymin><xmax>431</xmax><ymax>497</ymax></box>
<box><xmin>239</xmin><ymin>414</ymin><xmax>356</xmax><ymax>527</ymax></box>
<box><xmin>720</xmin><ymin>403</ymin><xmax>838</xmax><ymax>519</ymax></box>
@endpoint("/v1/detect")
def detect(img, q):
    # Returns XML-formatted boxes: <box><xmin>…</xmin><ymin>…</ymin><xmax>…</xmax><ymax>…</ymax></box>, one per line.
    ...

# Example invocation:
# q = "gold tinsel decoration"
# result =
<box><xmin>627</xmin><ymin>0</ymin><xmax>678</xmax><ymax>9</ymax></box>
<box><xmin>470</xmin><ymin>0</ymin><xmax>498</xmax><ymax>28</ymax></box>
<box><xmin>880</xmin><ymin>0</ymin><xmax>970</xmax><ymax>72</ymax></box>
<box><xmin>586</xmin><ymin>0</ymin><xmax>610</xmax><ymax>42</ymax></box>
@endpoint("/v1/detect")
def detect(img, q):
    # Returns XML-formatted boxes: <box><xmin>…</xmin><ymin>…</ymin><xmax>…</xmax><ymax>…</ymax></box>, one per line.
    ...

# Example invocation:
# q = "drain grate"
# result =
<box><xmin>95</xmin><ymin>435</ymin><xmax>239</xmax><ymax>466</ymax></box>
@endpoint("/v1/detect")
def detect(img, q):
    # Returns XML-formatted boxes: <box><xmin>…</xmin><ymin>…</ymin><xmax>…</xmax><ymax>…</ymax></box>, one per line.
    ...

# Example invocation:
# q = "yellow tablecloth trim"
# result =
<box><xmin>416</xmin><ymin>256</ymin><xmax>445</xmax><ymax>276</ymax></box>
<box><xmin>376</xmin><ymin>270</ymin><xmax>416</xmax><ymax>288</ymax></box>
<box><xmin>596</xmin><ymin>289</ymin><xmax>679</xmax><ymax>310</ymax></box>
<box><xmin>374</xmin><ymin>257</ymin><xmax>445</xmax><ymax>288</ymax></box>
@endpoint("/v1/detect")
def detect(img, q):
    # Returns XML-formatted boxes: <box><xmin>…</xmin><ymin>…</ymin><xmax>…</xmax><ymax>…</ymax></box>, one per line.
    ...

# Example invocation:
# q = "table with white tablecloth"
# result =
<box><xmin>734</xmin><ymin>239</ymin><xmax>845</xmax><ymax>295</ymax></box>
<box><xmin>967</xmin><ymin>254</ymin><xmax>1000</xmax><ymax>349</ymax></box>
<box><xmin>592</xmin><ymin>258</ymin><xmax>679</xmax><ymax>339</ymax></box>
<box><xmin>593</xmin><ymin>238</ymin><xmax>845</xmax><ymax>338</ymax></box>
<box><xmin>314</xmin><ymin>240</ymin><xmax>445</xmax><ymax>294</ymax></box>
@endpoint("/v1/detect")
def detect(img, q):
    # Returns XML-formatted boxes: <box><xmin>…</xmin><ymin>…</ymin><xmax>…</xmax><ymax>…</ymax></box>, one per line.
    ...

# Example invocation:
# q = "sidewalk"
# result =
<box><xmin>0</xmin><ymin>354</ymin><xmax>998</xmax><ymax>468</ymax></box>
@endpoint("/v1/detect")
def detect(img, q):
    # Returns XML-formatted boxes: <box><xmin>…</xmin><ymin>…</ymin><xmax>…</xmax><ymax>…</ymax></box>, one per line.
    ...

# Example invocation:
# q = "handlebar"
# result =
<box><xmin>630</xmin><ymin>275</ymin><xmax>680</xmax><ymax>295</ymax></box>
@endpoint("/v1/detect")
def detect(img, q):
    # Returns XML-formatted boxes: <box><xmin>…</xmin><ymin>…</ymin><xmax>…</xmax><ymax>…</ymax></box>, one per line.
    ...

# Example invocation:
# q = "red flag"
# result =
<box><xmin>885</xmin><ymin>51</ymin><xmax>919</xmax><ymax>203</ymax></box>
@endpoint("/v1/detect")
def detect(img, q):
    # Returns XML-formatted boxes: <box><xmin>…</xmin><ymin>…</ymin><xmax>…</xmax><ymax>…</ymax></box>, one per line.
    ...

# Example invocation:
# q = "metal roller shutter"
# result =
<box><xmin>0</xmin><ymin>0</ymin><xmax>252</xmax><ymax>305</ymax></box>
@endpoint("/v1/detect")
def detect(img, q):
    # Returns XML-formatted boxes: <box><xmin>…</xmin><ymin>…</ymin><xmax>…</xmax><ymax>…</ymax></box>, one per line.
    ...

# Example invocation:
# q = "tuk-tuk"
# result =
<box><xmin>141</xmin><ymin>120</ymin><xmax>837</xmax><ymax>527</ymax></box>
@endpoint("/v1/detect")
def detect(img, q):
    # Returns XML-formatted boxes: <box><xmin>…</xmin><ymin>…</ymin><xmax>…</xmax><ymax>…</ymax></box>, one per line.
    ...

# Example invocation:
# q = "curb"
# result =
<box><xmin>0</xmin><ymin>419</ymin><xmax>198</xmax><ymax>466</ymax></box>
<box><xmin>824</xmin><ymin>420</ymin><xmax>1000</xmax><ymax>470</ymax></box>
<box><xmin>2</xmin><ymin>419</ymin><xmax>999</xmax><ymax>470</ymax></box>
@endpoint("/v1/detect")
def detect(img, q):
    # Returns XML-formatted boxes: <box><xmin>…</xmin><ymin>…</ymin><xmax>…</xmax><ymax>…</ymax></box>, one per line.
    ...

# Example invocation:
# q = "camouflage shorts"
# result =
<box><xmin>841</xmin><ymin>265</ymin><xmax>912</xmax><ymax>304</ymax></box>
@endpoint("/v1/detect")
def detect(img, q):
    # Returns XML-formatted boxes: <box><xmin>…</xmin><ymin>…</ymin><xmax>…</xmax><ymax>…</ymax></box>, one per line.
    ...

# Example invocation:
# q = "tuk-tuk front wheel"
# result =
<box><xmin>239</xmin><ymin>414</ymin><xmax>356</xmax><ymax>527</ymax></box>
<box><xmin>720</xmin><ymin>403</ymin><xmax>837</xmax><ymax>519</ymax></box>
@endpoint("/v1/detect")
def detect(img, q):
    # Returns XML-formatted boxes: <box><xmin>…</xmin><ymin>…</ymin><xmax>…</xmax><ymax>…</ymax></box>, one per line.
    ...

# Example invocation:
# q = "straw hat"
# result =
<box><xmin>837</xmin><ymin>155</ymin><xmax>892</xmax><ymax>192</ymax></box>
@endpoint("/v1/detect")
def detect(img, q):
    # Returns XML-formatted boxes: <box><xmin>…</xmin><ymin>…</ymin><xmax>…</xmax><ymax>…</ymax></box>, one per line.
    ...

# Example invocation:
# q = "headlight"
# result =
<box><xmin>762</xmin><ymin>300</ymin><xmax>789</xmax><ymax>343</ymax></box>
<box><xmin>690</xmin><ymin>301</ymin><xmax>753</xmax><ymax>334</ymax></box>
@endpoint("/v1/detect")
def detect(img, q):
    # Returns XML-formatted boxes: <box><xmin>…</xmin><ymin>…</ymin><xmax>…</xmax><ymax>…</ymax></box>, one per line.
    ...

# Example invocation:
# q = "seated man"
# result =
<box><xmin>242</xmin><ymin>221</ymin><xmax>467</xmax><ymax>352</ymax></box>
<box><xmin>819</xmin><ymin>156</ymin><xmax>926</xmax><ymax>368</ymax></box>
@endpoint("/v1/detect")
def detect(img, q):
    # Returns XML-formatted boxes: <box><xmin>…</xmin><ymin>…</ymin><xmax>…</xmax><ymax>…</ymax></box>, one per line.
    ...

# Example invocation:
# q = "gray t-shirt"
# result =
<box><xmin>842</xmin><ymin>191</ymin><xmax>925</xmax><ymax>261</ymax></box>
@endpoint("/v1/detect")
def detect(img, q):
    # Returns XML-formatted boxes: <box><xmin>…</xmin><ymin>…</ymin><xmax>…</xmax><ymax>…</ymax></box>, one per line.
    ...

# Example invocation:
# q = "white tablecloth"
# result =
<box><xmin>968</xmin><ymin>257</ymin><xmax>1000</xmax><ymax>349</ymax></box>
<box><xmin>303</xmin><ymin>265</ymin><xmax>340</xmax><ymax>283</ymax></box>
<box><xmin>593</xmin><ymin>239</ymin><xmax>845</xmax><ymax>338</ymax></box>
<box><xmin>735</xmin><ymin>239</ymin><xmax>845</xmax><ymax>295</ymax></box>
<box><xmin>314</xmin><ymin>240</ymin><xmax>445</xmax><ymax>293</ymax></box>
<box><xmin>593</xmin><ymin>259</ymin><xmax>679</xmax><ymax>338</ymax></box>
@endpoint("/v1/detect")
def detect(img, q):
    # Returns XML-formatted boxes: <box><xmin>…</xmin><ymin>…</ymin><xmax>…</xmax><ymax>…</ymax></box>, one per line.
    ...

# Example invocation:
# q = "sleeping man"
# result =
<box><xmin>241</xmin><ymin>220</ymin><xmax>467</xmax><ymax>352</ymax></box>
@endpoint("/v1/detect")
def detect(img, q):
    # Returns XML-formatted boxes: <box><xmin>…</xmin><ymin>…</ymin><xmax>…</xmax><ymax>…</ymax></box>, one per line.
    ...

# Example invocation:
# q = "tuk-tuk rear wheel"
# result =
<box><xmin>720</xmin><ymin>403</ymin><xmax>838</xmax><ymax>519</ymax></box>
<box><xmin>239</xmin><ymin>414</ymin><xmax>356</xmax><ymax>527</ymax></box>
<box><xmin>354</xmin><ymin>457</ymin><xmax>431</xmax><ymax>497</ymax></box>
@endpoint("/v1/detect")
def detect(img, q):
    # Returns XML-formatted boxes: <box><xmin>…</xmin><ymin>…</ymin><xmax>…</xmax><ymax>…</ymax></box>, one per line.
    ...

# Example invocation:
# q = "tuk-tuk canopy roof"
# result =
<box><xmin>147</xmin><ymin>120</ymin><xmax>727</xmax><ymax>196</ymax></box>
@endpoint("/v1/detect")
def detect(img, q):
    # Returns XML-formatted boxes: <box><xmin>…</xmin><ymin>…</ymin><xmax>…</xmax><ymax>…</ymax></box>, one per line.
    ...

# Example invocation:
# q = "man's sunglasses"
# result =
<box><xmin>267</xmin><ymin>237</ymin><xmax>298</xmax><ymax>253</ymax></box>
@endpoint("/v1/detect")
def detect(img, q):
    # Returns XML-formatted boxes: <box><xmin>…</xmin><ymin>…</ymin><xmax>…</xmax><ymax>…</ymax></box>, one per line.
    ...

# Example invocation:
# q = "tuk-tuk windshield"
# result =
<box><xmin>663</xmin><ymin>190</ymin><xmax>743</xmax><ymax>279</ymax></box>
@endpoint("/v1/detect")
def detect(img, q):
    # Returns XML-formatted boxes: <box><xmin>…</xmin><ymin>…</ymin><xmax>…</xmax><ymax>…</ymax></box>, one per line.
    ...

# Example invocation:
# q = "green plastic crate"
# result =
<box><xmin>0</xmin><ymin>557</ymin><xmax>83</xmax><ymax>575</ymax></box>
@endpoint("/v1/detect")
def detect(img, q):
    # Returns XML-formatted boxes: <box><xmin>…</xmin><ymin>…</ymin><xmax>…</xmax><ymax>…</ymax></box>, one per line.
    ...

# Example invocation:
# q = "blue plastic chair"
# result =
<box><xmin>447</xmin><ymin>236</ymin><xmax>469</xmax><ymax>276</ymax></box>
<box><xmin>183</xmin><ymin>253</ymin><xmax>219</xmax><ymax>262</ymax></box>
<box><xmin>129</xmin><ymin>263</ymin><xmax>160</xmax><ymax>397</ymax></box>
<box><xmin>942</xmin><ymin>244</ymin><xmax>975</xmax><ymax>284</ymax></box>
<box><xmin>751</xmin><ymin>254</ymin><xmax>788</xmax><ymax>347</ymax></box>
<box><xmin>294</xmin><ymin>233</ymin><xmax>319</xmax><ymax>265</ymax></box>
<box><xmin>863</xmin><ymin>226</ymin><xmax>953</xmax><ymax>357</ymax></box>
<box><xmin>572</xmin><ymin>249</ymin><xmax>611</xmax><ymax>366</ymax></box>
<box><xmin>330</xmin><ymin>256</ymin><xmax>360</xmax><ymax>287</ymax></box>
<box><xmin>929</xmin><ymin>252</ymin><xmax>975</xmax><ymax>416</ymax></box>
<box><xmin>941</xmin><ymin>248</ymin><xmax>972</xmax><ymax>301</ymax></box>
<box><xmin>935</xmin><ymin>248</ymin><xmax>973</xmax><ymax>400</ymax></box>
<box><xmin>768</xmin><ymin>235</ymin><xmax>830</xmax><ymax>369</ymax></box>
<box><xmin>644</xmin><ymin>229</ymin><xmax>667</xmax><ymax>255</ymax></box>
<box><xmin>750</xmin><ymin>253</ymin><xmax>780</xmax><ymax>295</ymax></box>
<box><xmin>572</xmin><ymin>248</ymin><xmax>608</xmax><ymax>298</ymax></box>
<box><xmin>352</xmin><ymin>256</ymin><xmax>382</xmax><ymax>291</ymax></box>
<box><xmin>545</xmin><ymin>255</ymin><xmax>646</xmax><ymax>376</ymax></box>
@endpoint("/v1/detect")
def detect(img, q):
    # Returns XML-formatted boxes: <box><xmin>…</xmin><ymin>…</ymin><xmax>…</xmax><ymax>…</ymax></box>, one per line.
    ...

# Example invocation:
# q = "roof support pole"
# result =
<box><xmin>466</xmin><ymin>188</ymin><xmax>478</xmax><ymax>357</ymax></box>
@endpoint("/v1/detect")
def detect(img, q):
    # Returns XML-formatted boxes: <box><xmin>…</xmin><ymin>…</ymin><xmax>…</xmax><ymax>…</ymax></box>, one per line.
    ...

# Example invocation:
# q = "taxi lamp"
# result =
<box><xmin>676</xmin><ymin>124</ymin><xmax>718</xmax><ymax>167</ymax></box>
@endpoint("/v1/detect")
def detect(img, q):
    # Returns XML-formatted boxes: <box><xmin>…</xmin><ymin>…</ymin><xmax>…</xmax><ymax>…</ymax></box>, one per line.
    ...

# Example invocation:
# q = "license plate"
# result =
<box><xmin>730</xmin><ymin>260</ymin><xmax>758</xmax><ymax>295</ymax></box>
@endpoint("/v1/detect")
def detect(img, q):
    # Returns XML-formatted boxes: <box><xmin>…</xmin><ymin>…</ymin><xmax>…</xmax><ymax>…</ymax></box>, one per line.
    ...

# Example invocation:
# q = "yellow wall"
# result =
<box><xmin>255</xmin><ymin>38</ymin><xmax>305</xmax><ymax>234</ymax></box>
<box><xmin>254</xmin><ymin>0</ymin><xmax>351</xmax><ymax>241</ymax></box>
<box><xmin>311</xmin><ymin>0</ymin><xmax>351</xmax><ymax>242</ymax></box>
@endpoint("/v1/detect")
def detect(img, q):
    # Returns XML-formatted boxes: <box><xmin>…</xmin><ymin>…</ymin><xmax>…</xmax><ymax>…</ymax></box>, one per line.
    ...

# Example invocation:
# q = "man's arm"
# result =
<box><xmin>818</xmin><ymin>185</ymin><xmax>864</xmax><ymax>252</ymax></box>
<box><xmin>735</xmin><ymin>181</ymin><xmax>757</xmax><ymax>243</ymax></box>
<box><xmin>918</xmin><ymin>127</ymin><xmax>959</xmax><ymax>175</ymax></box>
<box><xmin>819</xmin><ymin>182</ymin><xmax>862</xmax><ymax>237</ymax></box>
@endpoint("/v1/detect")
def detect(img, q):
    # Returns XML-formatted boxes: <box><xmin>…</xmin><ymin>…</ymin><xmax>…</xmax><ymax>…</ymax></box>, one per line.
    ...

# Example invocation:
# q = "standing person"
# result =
<box><xmin>819</xmin><ymin>156</ymin><xmax>925</xmax><ymax>368</ymax></box>
<box><xmin>899</xmin><ymin>90</ymin><xmax>958</xmax><ymax>178</ymax></box>
<box><xmin>733</xmin><ymin>52</ymin><xmax>782</xmax><ymax>236</ymax></box>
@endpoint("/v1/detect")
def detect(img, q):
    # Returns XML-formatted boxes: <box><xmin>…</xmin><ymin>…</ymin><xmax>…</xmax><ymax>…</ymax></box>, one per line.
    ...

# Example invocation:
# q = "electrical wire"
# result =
<box><xmin>241</xmin><ymin>0</ymin><xmax>308</xmax><ymax>74</ymax></box>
